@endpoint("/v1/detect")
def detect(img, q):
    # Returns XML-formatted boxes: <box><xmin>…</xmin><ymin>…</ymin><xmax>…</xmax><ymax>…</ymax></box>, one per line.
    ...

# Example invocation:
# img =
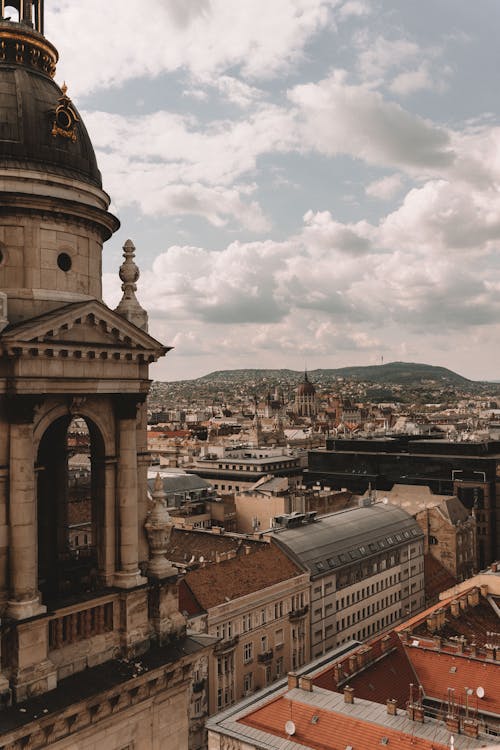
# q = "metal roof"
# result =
<box><xmin>272</xmin><ymin>503</ymin><xmax>422</xmax><ymax>577</ymax></box>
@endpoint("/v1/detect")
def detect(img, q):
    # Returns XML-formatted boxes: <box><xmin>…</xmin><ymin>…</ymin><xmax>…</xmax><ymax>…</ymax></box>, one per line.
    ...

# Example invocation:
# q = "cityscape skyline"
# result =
<box><xmin>47</xmin><ymin>1</ymin><xmax>500</xmax><ymax>382</ymax></box>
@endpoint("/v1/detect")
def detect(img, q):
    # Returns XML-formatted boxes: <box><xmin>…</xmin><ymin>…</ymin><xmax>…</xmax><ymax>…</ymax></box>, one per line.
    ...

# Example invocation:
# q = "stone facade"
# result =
<box><xmin>0</xmin><ymin>7</ymin><xmax>212</xmax><ymax>749</ymax></box>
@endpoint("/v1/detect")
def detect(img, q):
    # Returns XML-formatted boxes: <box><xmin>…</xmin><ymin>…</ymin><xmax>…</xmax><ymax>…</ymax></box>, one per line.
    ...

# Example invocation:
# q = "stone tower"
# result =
<box><xmin>0</xmin><ymin>5</ymin><xmax>209</xmax><ymax>748</ymax></box>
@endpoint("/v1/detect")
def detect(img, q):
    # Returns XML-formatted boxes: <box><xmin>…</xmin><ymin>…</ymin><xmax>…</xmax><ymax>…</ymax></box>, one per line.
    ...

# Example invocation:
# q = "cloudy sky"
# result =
<box><xmin>44</xmin><ymin>1</ymin><xmax>500</xmax><ymax>382</ymax></box>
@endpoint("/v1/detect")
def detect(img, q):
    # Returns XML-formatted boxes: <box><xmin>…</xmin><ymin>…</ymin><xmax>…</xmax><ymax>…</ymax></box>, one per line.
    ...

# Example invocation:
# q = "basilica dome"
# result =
<box><xmin>0</xmin><ymin>20</ymin><xmax>101</xmax><ymax>187</ymax></box>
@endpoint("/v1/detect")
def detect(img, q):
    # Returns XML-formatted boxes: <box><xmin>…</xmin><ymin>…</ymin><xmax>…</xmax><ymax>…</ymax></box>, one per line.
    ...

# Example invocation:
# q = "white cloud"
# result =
<box><xmin>366</xmin><ymin>174</ymin><xmax>404</xmax><ymax>200</ymax></box>
<box><xmin>339</xmin><ymin>1</ymin><xmax>371</xmax><ymax>20</ymax></box>
<box><xmin>289</xmin><ymin>71</ymin><xmax>454</xmax><ymax>172</ymax></box>
<box><xmin>48</xmin><ymin>0</ymin><xmax>337</xmax><ymax>95</ymax></box>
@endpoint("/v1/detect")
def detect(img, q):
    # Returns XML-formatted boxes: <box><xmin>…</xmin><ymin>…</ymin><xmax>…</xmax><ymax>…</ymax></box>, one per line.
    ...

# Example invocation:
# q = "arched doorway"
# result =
<box><xmin>37</xmin><ymin>414</ymin><xmax>106</xmax><ymax>603</ymax></box>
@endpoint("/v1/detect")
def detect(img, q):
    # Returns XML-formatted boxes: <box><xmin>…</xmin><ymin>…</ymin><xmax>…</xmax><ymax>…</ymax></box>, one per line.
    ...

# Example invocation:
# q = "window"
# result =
<box><xmin>275</xmin><ymin>628</ymin><xmax>284</xmax><ymax>646</ymax></box>
<box><xmin>261</xmin><ymin>609</ymin><xmax>266</xmax><ymax>625</ymax></box>
<box><xmin>276</xmin><ymin>656</ymin><xmax>284</xmax><ymax>678</ymax></box>
<box><xmin>194</xmin><ymin>698</ymin><xmax>202</xmax><ymax>715</ymax></box>
<box><xmin>243</xmin><ymin>642</ymin><xmax>253</xmax><ymax>663</ymax></box>
<box><xmin>274</xmin><ymin>601</ymin><xmax>283</xmax><ymax>619</ymax></box>
<box><xmin>244</xmin><ymin>672</ymin><xmax>253</xmax><ymax>694</ymax></box>
<box><xmin>242</xmin><ymin>613</ymin><xmax>252</xmax><ymax>633</ymax></box>
<box><xmin>261</xmin><ymin>635</ymin><xmax>268</xmax><ymax>653</ymax></box>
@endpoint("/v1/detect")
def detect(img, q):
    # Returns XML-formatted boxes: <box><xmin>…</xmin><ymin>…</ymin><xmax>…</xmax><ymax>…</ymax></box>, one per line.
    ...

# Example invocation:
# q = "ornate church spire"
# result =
<box><xmin>115</xmin><ymin>239</ymin><xmax>149</xmax><ymax>332</ymax></box>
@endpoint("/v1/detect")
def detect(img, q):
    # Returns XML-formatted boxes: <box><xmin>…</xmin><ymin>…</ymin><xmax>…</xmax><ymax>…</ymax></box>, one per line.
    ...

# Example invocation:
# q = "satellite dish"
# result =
<box><xmin>476</xmin><ymin>686</ymin><xmax>485</xmax><ymax>699</ymax></box>
<box><xmin>382</xmin><ymin>497</ymin><xmax>389</xmax><ymax>504</ymax></box>
<box><xmin>285</xmin><ymin>720</ymin><xmax>296</xmax><ymax>736</ymax></box>
<box><xmin>466</xmin><ymin>688</ymin><xmax>473</xmax><ymax>696</ymax></box>
<box><xmin>199</xmin><ymin>556</ymin><xmax>204</xmax><ymax>563</ymax></box>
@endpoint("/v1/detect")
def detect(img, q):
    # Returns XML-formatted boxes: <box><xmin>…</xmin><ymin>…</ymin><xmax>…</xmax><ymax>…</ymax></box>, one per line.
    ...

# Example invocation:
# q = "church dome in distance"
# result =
<box><xmin>0</xmin><ymin>19</ymin><xmax>101</xmax><ymax>187</ymax></box>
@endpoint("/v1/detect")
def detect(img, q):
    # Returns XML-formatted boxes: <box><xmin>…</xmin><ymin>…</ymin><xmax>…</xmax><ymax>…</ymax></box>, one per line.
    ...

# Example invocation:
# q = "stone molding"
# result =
<box><xmin>0</xmin><ymin>652</ymin><xmax>196</xmax><ymax>750</ymax></box>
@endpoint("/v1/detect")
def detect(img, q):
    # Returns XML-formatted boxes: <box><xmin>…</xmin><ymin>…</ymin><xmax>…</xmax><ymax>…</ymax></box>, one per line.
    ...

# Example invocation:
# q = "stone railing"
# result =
<box><xmin>49</xmin><ymin>600</ymin><xmax>114</xmax><ymax>649</ymax></box>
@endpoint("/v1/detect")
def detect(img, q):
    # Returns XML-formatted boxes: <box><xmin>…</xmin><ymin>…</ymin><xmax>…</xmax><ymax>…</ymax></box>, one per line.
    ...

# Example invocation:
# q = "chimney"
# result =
<box><xmin>433</xmin><ymin>635</ymin><xmax>442</xmax><ymax>650</ymax></box>
<box><xmin>463</xmin><ymin>720</ymin><xmax>479</xmax><ymax>739</ymax></box>
<box><xmin>436</xmin><ymin>608</ymin><xmax>446</xmax><ymax>628</ymax></box>
<box><xmin>490</xmin><ymin>562</ymin><xmax>498</xmax><ymax>573</ymax></box>
<box><xmin>386</xmin><ymin>699</ymin><xmax>398</xmax><ymax>716</ymax></box>
<box><xmin>485</xmin><ymin>644</ymin><xmax>495</xmax><ymax>661</ymax></box>
<box><xmin>413</xmin><ymin>706</ymin><xmax>424</xmax><ymax>723</ymax></box>
<box><xmin>457</xmin><ymin>638</ymin><xmax>466</xmax><ymax>654</ymax></box>
<box><xmin>459</xmin><ymin>596</ymin><xmax>468</xmax><ymax>612</ymax></box>
<box><xmin>288</xmin><ymin>672</ymin><xmax>299</xmax><ymax>690</ymax></box>
<box><xmin>344</xmin><ymin>686</ymin><xmax>354</xmax><ymax>704</ymax></box>
<box><xmin>467</xmin><ymin>587</ymin><xmax>479</xmax><ymax>607</ymax></box>
<box><xmin>380</xmin><ymin>635</ymin><xmax>392</xmax><ymax>654</ymax></box>
<box><xmin>450</xmin><ymin>600</ymin><xmax>460</xmax><ymax>618</ymax></box>
<box><xmin>356</xmin><ymin>648</ymin><xmax>366</xmax><ymax>670</ymax></box>
<box><xmin>446</xmin><ymin>715</ymin><xmax>459</xmax><ymax>734</ymax></box>
<box><xmin>480</xmin><ymin>584</ymin><xmax>489</xmax><ymax>598</ymax></box>
<box><xmin>402</xmin><ymin>628</ymin><xmax>412</xmax><ymax>643</ymax></box>
<box><xmin>470</xmin><ymin>642</ymin><xmax>477</xmax><ymax>657</ymax></box>
<box><xmin>349</xmin><ymin>654</ymin><xmax>358</xmax><ymax>673</ymax></box>
<box><xmin>243</xmin><ymin>545</ymin><xmax>252</xmax><ymax>555</ymax></box>
<box><xmin>427</xmin><ymin>613</ymin><xmax>438</xmax><ymax>632</ymax></box>
<box><xmin>333</xmin><ymin>664</ymin><xmax>343</xmax><ymax>683</ymax></box>
<box><xmin>299</xmin><ymin>675</ymin><xmax>313</xmax><ymax>692</ymax></box>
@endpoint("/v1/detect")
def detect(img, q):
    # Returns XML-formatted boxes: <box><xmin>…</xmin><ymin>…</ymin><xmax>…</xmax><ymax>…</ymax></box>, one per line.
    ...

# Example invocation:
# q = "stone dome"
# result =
<box><xmin>0</xmin><ymin>21</ymin><xmax>101</xmax><ymax>187</ymax></box>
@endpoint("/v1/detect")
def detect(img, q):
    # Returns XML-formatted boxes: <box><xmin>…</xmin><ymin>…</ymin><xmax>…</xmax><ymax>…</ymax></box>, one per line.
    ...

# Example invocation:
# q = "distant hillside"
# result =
<box><xmin>191</xmin><ymin>362</ymin><xmax>472</xmax><ymax>387</ymax></box>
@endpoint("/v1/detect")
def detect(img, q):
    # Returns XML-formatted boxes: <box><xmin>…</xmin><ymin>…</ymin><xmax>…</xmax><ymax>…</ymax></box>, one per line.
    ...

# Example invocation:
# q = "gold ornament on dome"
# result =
<box><xmin>51</xmin><ymin>82</ymin><xmax>79</xmax><ymax>142</ymax></box>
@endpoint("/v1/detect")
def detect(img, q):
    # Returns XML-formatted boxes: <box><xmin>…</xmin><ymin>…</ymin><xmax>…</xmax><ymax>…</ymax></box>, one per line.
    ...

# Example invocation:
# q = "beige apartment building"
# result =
<box><xmin>271</xmin><ymin>502</ymin><xmax>425</xmax><ymax>659</ymax></box>
<box><xmin>179</xmin><ymin>544</ymin><xmax>310</xmax><ymax>715</ymax></box>
<box><xmin>234</xmin><ymin>475</ymin><xmax>352</xmax><ymax>533</ymax></box>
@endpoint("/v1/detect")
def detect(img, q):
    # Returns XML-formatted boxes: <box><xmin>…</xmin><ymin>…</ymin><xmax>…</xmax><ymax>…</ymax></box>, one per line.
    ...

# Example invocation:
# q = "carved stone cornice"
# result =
<box><xmin>0</xmin><ymin>645</ymin><xmax>203</xmax><ymax>750</ymax></box>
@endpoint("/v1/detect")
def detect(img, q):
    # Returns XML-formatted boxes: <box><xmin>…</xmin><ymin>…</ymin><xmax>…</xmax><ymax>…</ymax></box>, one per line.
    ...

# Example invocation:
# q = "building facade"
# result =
<box><xmin>307</xmin><ymin>435</ymin><xmax>500</xmax><ymax>567</ymax></box>
<box><xmin>271</xmin><ymin>503</ymin><xmax>425</xmax><ymax>659</ymax></box>
<box><xmin>179</xmin><ymin>545</ymin><xmax>310</xmax><ymax>716</ymax></box>
<box><xmin>0</xmin><ymin>7</ymin><xmax>209</xmax><ymax>749</ymax></box>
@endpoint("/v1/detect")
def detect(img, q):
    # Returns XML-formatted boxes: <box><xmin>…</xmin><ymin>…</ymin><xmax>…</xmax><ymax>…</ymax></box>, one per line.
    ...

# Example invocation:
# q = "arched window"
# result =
<box><xmin>37</xmin><ymin>415</ymin><xmax>105</xmax><ymax>602</ymax></box>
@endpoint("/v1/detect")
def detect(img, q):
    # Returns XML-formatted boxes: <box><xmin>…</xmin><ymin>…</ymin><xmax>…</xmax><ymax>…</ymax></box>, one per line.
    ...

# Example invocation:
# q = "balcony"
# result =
<box><xmin>257</xmin><ymin>648</ymin><xmax>273</xmax><ymax>663</ymax></box>
<box><xmin>214</xmin><ymin>635</ymin><xmax>239</xmax><ymax>654</ymax></box>
<box><xmin>289</xmin><ymin>604</ymin><xmax>309</xmax><ymax>622</ymax></box>
<box><xmin>192</xmin><ymin>678</ymin><xmax>205</xmax><ymax>693</ymax></box>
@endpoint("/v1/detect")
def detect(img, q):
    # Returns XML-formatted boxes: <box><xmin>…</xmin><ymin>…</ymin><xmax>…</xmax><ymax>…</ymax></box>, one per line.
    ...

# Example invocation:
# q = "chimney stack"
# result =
<box><xmin>386</xmin><ymin>699</ymin><xmax>398</xmax><ymax>716</ymax></box>
<box><xmin>344</xmin><ymin>686</ymin><xmax>354</xmax><ymax>704</ymax></box>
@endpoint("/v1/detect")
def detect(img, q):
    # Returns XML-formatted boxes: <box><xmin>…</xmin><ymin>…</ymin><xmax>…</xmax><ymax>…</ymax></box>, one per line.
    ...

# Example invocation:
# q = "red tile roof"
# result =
<box><xmin>181</xmin><ymin>544</ymin><xmax>303</xmax><ymax>610</ymax></box>
<box><xmin>404</xmin><ymin>644</ymin><xmax>500</xmax><ymax>716</ymax></box>
<box><xmin>313</xmin><ymin>631</ymin><xmax>417</xmax><ymax>710</ymax></box>
<box><xmin>424</xmin><ymin>553</ymin><xmax>457</xmax><ymax>601</ymax></box>
<box><xmin>240</xmin><ymin>696</ymin><xmax>451</xmax><ymax>750</ymax></box>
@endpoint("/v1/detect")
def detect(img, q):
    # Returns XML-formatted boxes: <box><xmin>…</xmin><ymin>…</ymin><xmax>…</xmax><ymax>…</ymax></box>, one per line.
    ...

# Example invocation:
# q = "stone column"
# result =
<box><xmin>7</xmin><ymin>398</ymin><xmax>46</xmax><ymax>619</ymax></box>
<box><xmin>114</xmin><ymin>396</ymin><xmax>146</xmax><ymax>589</ymax></box>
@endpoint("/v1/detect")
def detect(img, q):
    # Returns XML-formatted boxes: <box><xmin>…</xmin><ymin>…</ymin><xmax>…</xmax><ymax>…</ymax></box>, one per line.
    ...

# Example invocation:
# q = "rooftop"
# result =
<box><xmin>271</xmin><ymin>502</ymin><xmax>422</xmax><ymax>577</ymax></box>
<box><xmin>180</xmin><ymin>544</ymin><xmax>303</xmax><ymax>612</ymax></box>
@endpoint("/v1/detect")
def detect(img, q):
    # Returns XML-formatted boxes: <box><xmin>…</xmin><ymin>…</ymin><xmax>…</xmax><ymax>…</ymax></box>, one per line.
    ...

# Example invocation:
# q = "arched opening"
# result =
<box><xmin>3</xmin><ymin>5</ymin><xmax>20</xmax><ymax>22</ymax></box>
<box><xmin>37</xmin><ymin>415</ymin><xmax>106</xmax><ymax>604</ymax></box>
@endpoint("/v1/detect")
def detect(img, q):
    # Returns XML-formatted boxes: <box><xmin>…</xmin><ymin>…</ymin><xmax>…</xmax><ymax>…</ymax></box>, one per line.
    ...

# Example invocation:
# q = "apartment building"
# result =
<box><xmin>271</xmin><ymin>503</ymin><xmax>425</xmax><ymax>658</ymax></box>
<box><xmin>179</xmin><ymin>544</ymin><xmax>310</xmax><ymax>715</ymax></box>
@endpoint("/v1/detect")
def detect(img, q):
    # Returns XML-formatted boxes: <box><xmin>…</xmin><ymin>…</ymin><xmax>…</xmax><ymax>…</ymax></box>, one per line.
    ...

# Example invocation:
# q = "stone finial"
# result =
<box><xmin>114</xmin><ymin>239</ymin><xmax>149</xmax><ymax>332</ymax></box>
<box><xmin>144</xmin><ymin>474</ymin><xmax>177</xmax><ymax>578</ymax></box>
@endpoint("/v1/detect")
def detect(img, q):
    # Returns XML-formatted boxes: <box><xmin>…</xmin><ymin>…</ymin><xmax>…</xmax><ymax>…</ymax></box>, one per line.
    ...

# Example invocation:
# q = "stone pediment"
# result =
<box><xmin>0</xmin><ymin>300</ymin><xmax>170</xmax><ymax>362</ymax></box>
